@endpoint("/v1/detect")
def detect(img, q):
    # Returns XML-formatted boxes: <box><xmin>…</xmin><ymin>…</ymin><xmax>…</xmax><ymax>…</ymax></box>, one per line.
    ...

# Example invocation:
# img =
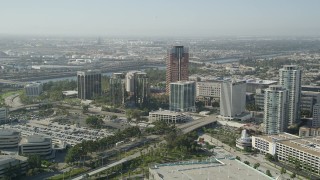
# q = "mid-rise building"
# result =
<box><xmin>263</xmin><ymin>85</ymin><xmax>288</xmax><ymax>134</ymax></box>
<box><xmin>77</xmin><ymin>70</ymin><xmax>102</xmax><ymax>100</ymax></box>
<box><xmin>279</xmin><ymin>65</ymin><xmax>302</xmax><ymax>125</ymax></box>
<box><xmin>220</xmin><ymin>80</ymin><xmax>246</xmax><ymax>119</ymax></box>
<box><xmin>169</xmin><ymin>81</ymin><xmax>195</xmax><ymax>112</ymax></box>
<box><xmin>110</xmin><ymin>73</ymin><xmax>125</xmax><ymax>106</ymax></box>
<box><xmin>252</xmin><ymin>133</ymin><xmax>320</xmax><ymax>175</ymax></box>
<box><xmin>301</xmin><ymin>91</ymin><xmax>320</xmax><ymax>116</ymax></box>
<box><xmin>196</xmin><ymin>81</ymin><xmax>221</xmax><ymax>106</ymax></box>
<box><xmin>149</xmin><ymin>109</ymin><xmax>191</xmax><ymax>124</ymax></box>
<box><xmin>0</xmin><ymin>129</ymin><xmax>20</xmax><ymax>150</ymax></box>
<box><xmin>299</xmin><ymin>126</ymin><xmax>320</xmax><ymax>137</ymax></box>
<box><xmin>254</xmin><ymin>89</ymin><xmax>265</xmax><ymax>110</ymax></box>
<box><xmin>25</xmin><ymin>82</ymin><xmax>43</xmax><ymax>97</ymax></box>
<box><xmin>0</xmin><ymin>155</ymin><xmax>28</xmax><ymax>179</ymax></box>
<box><xmin>312</xmin><ymin>103</ymin><xmax>320</xmax><ymax>128</ymax></box>
<box><xmin>166</xmin><ymin>46</ymin><xmax>189</xmax><ymax>94</ymax></box>
<box><xmin>20</xmin><ymin>135</ymin><xmax>52</xmax><ymax>156</ymax></box>
<box><xmin>0</xmin><ymin>108</ymin><xmax>8</xmax><ymax>124</ymax></box>
<box><xmin>246</xmin><ymin>79</ymin><xmax>277</xmax><ymax>94</ymax></box>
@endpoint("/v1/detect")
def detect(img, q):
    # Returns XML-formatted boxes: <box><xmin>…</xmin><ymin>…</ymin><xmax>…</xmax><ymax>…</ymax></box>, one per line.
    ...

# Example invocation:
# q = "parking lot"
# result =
<box><xmin>1</xmin><ymin>120</ymin><xmax>114</xmax><ymax>147</ymax></box>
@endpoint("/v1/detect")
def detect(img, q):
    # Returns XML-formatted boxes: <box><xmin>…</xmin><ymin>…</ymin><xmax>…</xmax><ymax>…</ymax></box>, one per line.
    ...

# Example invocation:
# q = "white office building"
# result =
<box><xmin>0</xmin><ymin>129</ymin><xmax>20</xmax><ymax>150</ymax></box>
<box><xmin>263</xmin><ymin>85</ymin><xmax>288</xmax><ymax>134</ymax></box>
<box><xmin>220</xmin><ymin>80</ymin><xmax>246</xmax><ymax>119</ymax></box>
<box><xmin>149</xmin><ymin>109</ymin><xmax>191</xmax><ymax>124</ymax></box>
<box><xmin>252</xmin><ymin>133</ymin><xmax>320</xmax><ymax>175</ymax></box>
<box><xmin>279</xmin><ymin>65</ymin><xmax>301</xmax><ymax>125</ymax></box>
<box><xmin>25</xmin><ymin>82</ymin><xmax>43</xmax><ymax>97</ymax></box>
<box><xmin>0</xmin><ymin>108</ymin><xmax>8</xmax><ymax>124</ymax></box>
<box><xmin>20</xmin><ymin>135</ymin><xmax>52</xmax><ymax>156</ymax></box>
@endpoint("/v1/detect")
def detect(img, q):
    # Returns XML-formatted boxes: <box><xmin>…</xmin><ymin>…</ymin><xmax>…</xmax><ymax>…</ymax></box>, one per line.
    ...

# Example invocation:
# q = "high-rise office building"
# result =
<box><xmin>279</xmin><ymin>65</ymin><xmax>301</xmax><ymax>125</ymax></box>
<box><xmin>125</xmin><ymin>71</ymin><xmax>150</xmax><ymax>106</ymax></box>
<box><xmin>263</xmin><ymin>85</ymin><xmax>288</xmax><ymax>134</ymax></box>
<box><xmin>166</xmin><ymin>46</ymin><xmax>189</xmax><ymax>94</ymax></box>
<box><xmin>134</xmin><ymin>72</ymin><xmax>150</xmax><ymax>106</ymax></box>
<box><xmin>220</xmin><ymin>80</ymin><xmax>246</xmax><ymax>118</ymax></box>
<box><xmin>77</xmin><ymin>70</ymin><xmax>102</xmax><ymax>100</ymax></box>
<box><xmin>169</xmin><ymin>81</ymin><xmax>195</xmax><ymax>112</ymax></box>
<box><xmin>110</xmin><ymin>73</ymin><xmax>125</xmax><ymax>106</ymax></box>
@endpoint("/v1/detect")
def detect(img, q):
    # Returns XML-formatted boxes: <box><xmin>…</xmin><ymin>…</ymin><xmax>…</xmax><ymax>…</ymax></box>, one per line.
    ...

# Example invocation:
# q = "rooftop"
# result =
<box><xmin>21</xmin><ymin>135</ymin><xmax>51</xmax><ymax>144</ymax></box>
<box><xmin>0</xmin><ymin>155</ymin><xmax>27</xmax><ymax>166</ymax></box>
<box><xmin>150</xmin><ymin>158</ymin><xmax>272</xmax><ymax>180</ymax></box>
<box><xmin>170</xmin><ymin>81</ymin><xmax>195</xmax><ymax>85</ymax></box>
<box><xmin>255</xmin><ymin>133</ymin><xmax>320</xmax><ymax>157</ymax></box>
<box><xmin>246</xmin><ymin>79</ymin><xmax>278</xmax><ymax>85</ymax></box>
<box><xmin>0</xmin><ymin>129</ymin><xmax>20</xmax><ymax>136</ymax></box>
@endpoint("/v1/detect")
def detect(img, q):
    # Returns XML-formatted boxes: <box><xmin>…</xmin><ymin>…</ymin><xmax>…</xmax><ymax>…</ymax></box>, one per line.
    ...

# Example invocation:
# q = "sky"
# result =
<box><xmin>1</xmin><ymin>0</ymin><xmax>320</xmax><ymax>37</ymax></box>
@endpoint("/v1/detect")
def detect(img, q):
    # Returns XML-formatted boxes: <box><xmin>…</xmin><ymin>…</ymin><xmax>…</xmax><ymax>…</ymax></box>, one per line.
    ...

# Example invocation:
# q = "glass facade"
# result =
<box><xmin>169</xmin><ymin>81</ymin><xmax>195</xmax><ymax>112</ymax></box>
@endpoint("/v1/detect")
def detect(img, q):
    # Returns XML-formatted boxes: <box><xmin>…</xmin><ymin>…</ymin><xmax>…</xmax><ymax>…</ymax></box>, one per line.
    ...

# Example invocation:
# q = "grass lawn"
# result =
<box><xmin>47</xmin><ymin>168</ymin><xmax>86</xmax><ymax>180</ymax></box>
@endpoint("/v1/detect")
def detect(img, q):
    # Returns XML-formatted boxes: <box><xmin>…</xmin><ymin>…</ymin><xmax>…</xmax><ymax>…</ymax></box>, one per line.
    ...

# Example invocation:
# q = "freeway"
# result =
<box><xmin>177</xmin><ymin>115</ymin><xmax>218</xmax><ymax>133</ymax></box>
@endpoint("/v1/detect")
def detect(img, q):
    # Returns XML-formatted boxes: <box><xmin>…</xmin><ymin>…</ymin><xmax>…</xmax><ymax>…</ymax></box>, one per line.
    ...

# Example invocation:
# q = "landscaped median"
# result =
<box><xmin>47</xmin><ymin>168</ymin><xmax>86</xmax><ymax>180</ymax></box>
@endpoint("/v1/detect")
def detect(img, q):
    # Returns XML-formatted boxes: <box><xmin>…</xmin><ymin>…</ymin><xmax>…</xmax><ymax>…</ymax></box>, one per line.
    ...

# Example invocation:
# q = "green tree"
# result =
<box><xmin>82</xmin><ymin>105</ymin><xmax>89</xmax><ymax>113</ymax></box>
<box><xmin>280</xmin><ymin>167</ymin><xmax>286</xmax><ymax>174</ymax></box>
<box><xmin>235</xmin><ymin>156</ymin><xmax>241</xmax><ymax>161</ymax></box>
<box><xmin>244</xmin><ymin>161</ymin><xmax>250</xmax><ymax>166</ymax></box>
<box><xmin>85</xmin><ymin>116</ymin><xmax>103</xmax><ymax>127</ymax></box>
<box><xmin>290</xmin><ymin>172</ymin><xmax>296</xmax><ymax>179</ymax></box>
<box><xmin>266</xmin><ymin>170</ymin><xmax>272</xmax><ymax>177</ymax></box>
<box><xmin>253</xmin><ymin>163</ymin><xmax>260</xmax><ymax>169</ymax></box>
<box><xmin>27</xmin><ymin>155</ymin><xmax>42</xmax><ymax>168</ymax></box>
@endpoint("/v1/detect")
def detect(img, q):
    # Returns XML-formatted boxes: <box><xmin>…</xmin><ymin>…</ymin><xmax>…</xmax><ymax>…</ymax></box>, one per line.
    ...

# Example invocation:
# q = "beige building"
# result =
<box><xmin>252</xmin><ymin>133</ymin><xmax>320</xmax><ymax>175</ymax></box>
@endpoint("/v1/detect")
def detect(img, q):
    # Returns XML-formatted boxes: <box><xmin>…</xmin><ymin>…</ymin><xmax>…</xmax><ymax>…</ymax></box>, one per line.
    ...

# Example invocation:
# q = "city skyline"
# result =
<box><xmin>1</xmin><ymin>0</ymin><xmax>320</xmax><ymax>37</ymax></box>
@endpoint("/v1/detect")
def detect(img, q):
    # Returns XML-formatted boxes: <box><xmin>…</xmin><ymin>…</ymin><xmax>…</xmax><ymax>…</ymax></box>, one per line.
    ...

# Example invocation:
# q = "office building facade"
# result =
<box><xmin>220</xmin><ymin>80</ymin><xmax>246</xmax><ymax>118</ymax></box>
<box><xmin>166</xmin><ymin>46</ymin><xmax>189</xmax><ymax>94</ymax></box>
<box><xmin>312</xmin><ymin>103</ymin><xmax>320</xmax><ymax>128</ymax></box>
<box><xmin>0</xmin><ymin>129</ymin><xmax>20</xmax><ymax>150</ymax></box>
<box><xmin>25</xmin><ymin>82</ymin><xmax>43</xmax><ymax>97</ymax></box>
<box><xmin>279</xmin><ymin>65</ymin><xmax>302</xmax><ymax>125</ymax></box>
<box><xmin>0</xmin><ymin>108</ymin><xmax>8</xmax><ymax>125</ymax></box>
<box><xmin>252</xmin><ymin>133</ymin><xmax>320</xmax><ymax>175</ymax></box>
<box><xmin>134</xmin><ymin>72</ymin><xmax>150</xmax><ymax>106</ymax></box>
<box><xmin>20</xmin><ymin>135</ymin><xmax>52</xmax><ymax>156</ymax></box>
<box><xmin>77</xmin><ymin>70</ymin><xmax>102</xmax><ymax>100</ymax></box>
<box><xmin>110</xmin><ymin>73</ymin><xmax>125</xmax><ymax>106</ymax></box>
<box><xmin>196</xmin><ymin>81</ymin><xmax>221</xmax><ymax>106</ymax></box>
<box><xmin>169</xmin><ymin>81</ymin><xmax>195</xmax><ymax>112</ymax></box>
<box><xmin>263</xmin><ymin>85</ymin><xmax>288</xmax><ymax>134</ymax></box>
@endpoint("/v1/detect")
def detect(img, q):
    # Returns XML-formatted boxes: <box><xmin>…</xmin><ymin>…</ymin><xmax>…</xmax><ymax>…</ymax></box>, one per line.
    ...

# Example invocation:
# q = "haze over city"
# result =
<box><xmin>1</xmin><ymin>1</ymin><xmax>320</xmax><ymax>180</ymax></box>
<box><xmin>1</xmin><ymin>0</ymin><xmax>320</xmax><ymax>37</ymax></box>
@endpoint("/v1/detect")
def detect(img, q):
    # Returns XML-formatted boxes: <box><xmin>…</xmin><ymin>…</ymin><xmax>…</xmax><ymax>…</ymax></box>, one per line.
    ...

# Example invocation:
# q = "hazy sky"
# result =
<box><xmin>1</xmin><ymin>0</ymin><xmax>320</xmax><ymax>37</ymax></box>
